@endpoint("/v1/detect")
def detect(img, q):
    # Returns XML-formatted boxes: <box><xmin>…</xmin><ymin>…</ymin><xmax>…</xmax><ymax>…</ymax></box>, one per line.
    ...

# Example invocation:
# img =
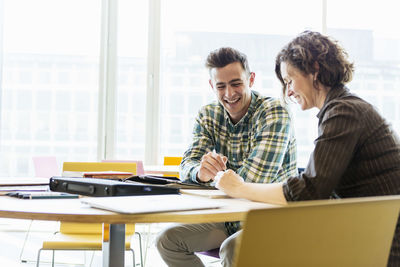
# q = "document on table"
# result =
<box><xmin>81</xmin><ymin>194</ymin><xmax>225</xmax><ymax>214</ymax></box>
<box><xmin>180</xmin><ymin>189</ymin><xmax>230</xmax><ymax>199</ymax></box>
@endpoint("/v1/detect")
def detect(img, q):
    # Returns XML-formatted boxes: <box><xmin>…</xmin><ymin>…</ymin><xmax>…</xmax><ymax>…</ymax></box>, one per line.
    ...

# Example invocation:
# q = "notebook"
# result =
<box><xmin>81</xmin><ymin>194</ymin><xmax>224</xmax><ymax>214</ymax></box>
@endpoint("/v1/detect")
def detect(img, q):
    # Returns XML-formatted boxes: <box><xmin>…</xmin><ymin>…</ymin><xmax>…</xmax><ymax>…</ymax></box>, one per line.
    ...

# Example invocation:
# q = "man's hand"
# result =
<box><xmin>197</xmin><ymin>151</ymin><xmax>227</xmax><ymax>182</ymax></box>
<box><xmin>214</xmin><ymin>169</ymin><xmax>245</xmax><ymax>198</ymax></box>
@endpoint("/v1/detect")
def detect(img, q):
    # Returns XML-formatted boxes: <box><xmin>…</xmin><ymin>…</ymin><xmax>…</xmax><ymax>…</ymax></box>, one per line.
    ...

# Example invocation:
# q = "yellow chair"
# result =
<box><xmin>163</xmin><ymin>156</ymin><xmax>182</xmax><ymax>166</ymax></box>
<box><xmin>162</xmin><ymin>156</ymin><xmax>182</xmax><ymax>178</ymax></box>
<box><xmin>62</xmin><ymin>161</ymin><xmax>138</xmax><ymax>174</ymax></box>
<box><xmin>36</xmin><ymin>162</ymin><xmax>142</xmax><ymax>267</ymax></box>
<box><xmin>233</xmin><ymin>196</ymin><xmax>400</xmax><ymax>267</ymax></box>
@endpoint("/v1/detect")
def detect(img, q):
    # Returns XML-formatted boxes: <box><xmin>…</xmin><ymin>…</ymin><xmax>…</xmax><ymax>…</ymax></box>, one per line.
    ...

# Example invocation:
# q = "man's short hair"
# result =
<box><xmin>205</xmin><ymin>47</ymin><xmax>251</xmax><ymax>77</ymax></box>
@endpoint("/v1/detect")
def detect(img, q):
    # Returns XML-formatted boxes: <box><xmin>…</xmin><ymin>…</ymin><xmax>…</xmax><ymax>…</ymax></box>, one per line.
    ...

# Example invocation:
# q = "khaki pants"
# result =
<box><xmin>156</xmin><ymin>222</ymin><xmax>241</xmax><ymax>267</ymax></box>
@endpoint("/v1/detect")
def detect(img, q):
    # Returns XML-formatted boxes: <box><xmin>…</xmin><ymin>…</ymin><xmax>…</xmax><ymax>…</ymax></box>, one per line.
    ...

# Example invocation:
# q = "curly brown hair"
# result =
<box><xmin>275</xmin><ymin>31</ymin><xmax>354</xmax><ymax>98</ymax></box>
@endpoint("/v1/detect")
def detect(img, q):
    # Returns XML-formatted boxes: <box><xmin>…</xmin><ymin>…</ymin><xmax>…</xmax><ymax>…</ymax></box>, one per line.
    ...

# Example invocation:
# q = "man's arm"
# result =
<box><xmin>180</xmin><ymin>111</ymin><xmax>224</xmax><ymax>183</ymax></box>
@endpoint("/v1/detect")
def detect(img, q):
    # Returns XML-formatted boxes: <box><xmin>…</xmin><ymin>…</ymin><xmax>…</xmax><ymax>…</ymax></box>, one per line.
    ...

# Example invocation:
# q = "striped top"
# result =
<box><xmin>282</xmin><ymin>86</ymin><xmax>400</xmax><ymax>266</ymax></box>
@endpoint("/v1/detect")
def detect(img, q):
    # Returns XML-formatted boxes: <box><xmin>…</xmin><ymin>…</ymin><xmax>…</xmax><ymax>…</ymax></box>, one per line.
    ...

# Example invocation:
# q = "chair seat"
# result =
<box><xmin>197</xmin><ymin>248</ymin><xmax>220</xmax><ymax>258</ymax></box>
<box><xmin>42</xmin><ymin>233</ymin><xmax>133</xmax><ymax>250</ymax></box>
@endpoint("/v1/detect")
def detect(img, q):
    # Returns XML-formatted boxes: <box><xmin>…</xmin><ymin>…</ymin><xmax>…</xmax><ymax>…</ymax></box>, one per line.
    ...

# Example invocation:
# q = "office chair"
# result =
<box><xmin>36</xmin><ymin>162</ymin><xmax>143</xmax><ymax>267</ymax></box>
<box><xmin>20</xmin><ymin>156</ymin><xmax>60</xmax><ymax>263</ymax></box>
<box><xmin>233</xmin><ymin>195</ymin><xmax>400</xmax><ymax>267</ymax></box>
<box><xmin>37</xmin><ymin>223</ymin><xmax>136</xmax><ymax>267</ymax></box>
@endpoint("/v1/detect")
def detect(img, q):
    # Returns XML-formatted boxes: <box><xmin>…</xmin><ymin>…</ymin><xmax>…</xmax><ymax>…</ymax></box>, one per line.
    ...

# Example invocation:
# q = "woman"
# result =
<box><xmin>215</xmin><ymin>31</ymin><xmax>400</xmax><ymax>266</ymax></box>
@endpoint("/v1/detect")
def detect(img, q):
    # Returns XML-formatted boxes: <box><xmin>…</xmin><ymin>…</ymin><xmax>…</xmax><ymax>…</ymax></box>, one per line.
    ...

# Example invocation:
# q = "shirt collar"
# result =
<box><xmin>223</xmin><ymin>91</ymin><xmax>258</xmax><ymax>126</ymax></box>
<box><xmin>317</xmin><ymin>86</ymin><xmax>349</xmax><ymax>119</ymax></box>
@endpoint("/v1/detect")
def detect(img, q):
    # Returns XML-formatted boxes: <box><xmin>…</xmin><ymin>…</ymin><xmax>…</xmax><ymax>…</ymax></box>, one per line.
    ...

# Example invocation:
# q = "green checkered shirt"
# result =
<box><xmin>180</xmin><ymin>91</ymin><xmax>297</xmax><ymax>235</ymax></box>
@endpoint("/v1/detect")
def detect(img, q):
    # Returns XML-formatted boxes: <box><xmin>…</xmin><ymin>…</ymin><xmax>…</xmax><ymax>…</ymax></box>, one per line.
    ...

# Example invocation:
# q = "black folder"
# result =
<box><xmin>124</xmin><ymin>175</ymin><xmax>216</xmax><ymax>190</ymax></box>
<box><xmin>49</xmin><ymin>177</ymin><xmax>179</xmax><ymax>197</ymax></box>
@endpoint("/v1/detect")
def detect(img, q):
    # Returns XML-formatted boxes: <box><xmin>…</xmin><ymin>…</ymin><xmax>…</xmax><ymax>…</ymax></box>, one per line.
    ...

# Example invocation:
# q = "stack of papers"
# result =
<box><xmin>0</xmin><ymin>177</ymin><xmax>50</xmax><ymax>195</ymax></box>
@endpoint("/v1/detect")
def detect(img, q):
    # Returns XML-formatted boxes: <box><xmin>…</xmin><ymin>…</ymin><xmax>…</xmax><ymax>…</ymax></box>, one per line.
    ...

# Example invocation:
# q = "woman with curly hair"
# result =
<box><xmin>215</xmin><ymin>31</ymin><xmax>400</xmax><ymax>266</ymax></box>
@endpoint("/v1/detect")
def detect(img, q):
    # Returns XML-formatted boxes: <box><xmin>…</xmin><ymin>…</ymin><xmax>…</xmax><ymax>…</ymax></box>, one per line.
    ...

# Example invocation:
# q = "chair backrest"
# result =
<box><xmin>33</xmin><ymin>156</ymin><xmax>60</xmax><ymax>178</ymax></box>
<box><xmin>102</xmin><ymin>160</ymin><xmax>144</xmax><ymax>175</ymax></box>
<box><xmin>234</xmin><ymin>196</ymin><xmax>400</xmax><ymax>267</ymax></box>
<box><xmin>163</xmin><ymin>156</ymin><xmax>182</xmax><ymax>166</ymax></box>
<box><xmin>62</xmin><ymin>162</ymin><xmax>137</xmax><ymax>174</ymax></box>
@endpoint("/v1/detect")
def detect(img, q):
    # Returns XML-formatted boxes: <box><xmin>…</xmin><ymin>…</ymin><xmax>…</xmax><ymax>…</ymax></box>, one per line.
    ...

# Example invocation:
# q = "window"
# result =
<box><xmin>327</xmin><ymin>0</ymin><xmax>400</xmax><ymax>134</ymax></box>
<box><xmin>0</xmin><ymin>0</ymin><xmax>101</xmax><ymax>176</ymax></box>
<box><xmin>1</xmin><ymin>0</ymin><xmax>399</xmax><ymax>176</ymax></box>
<box><xmin>114</xmin><ymin>0</ymin><xmax>148</xmax><ymax>161</ymax></box>
<box><xmin>159</xmin><ymin>0</ymin><xmax>322</xmax><ymax>165</ymax></box>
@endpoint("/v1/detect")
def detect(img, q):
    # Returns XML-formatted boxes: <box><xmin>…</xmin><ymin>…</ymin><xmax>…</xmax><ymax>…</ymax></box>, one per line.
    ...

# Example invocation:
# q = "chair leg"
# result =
<box><xmin>20</xmin><ymin>219</ymin><xmax>33</xmax><ymax>262</ymax></box>
<box><xmin>89</xmin><ymin>251</ymin><xmax>96</xmax><ymax>267</ymax></box>
<box><xmin>135</xmin><ymin>231</ymin><xmax>143</xmax><ymax>267</ymax></box>
<box><xmin>36</xmin><ymin>248</ymin><xmax>42</xmax><ymax>267</ymax></box>
<box><xmin>129</xmin><ymin>248</ymin><xmax>135</xmax><ymax>267</ymax></box>
<box><xmin>51</xmin><ymin>250</ymin><xmax>55</xmax><ymax>267</ymax></box>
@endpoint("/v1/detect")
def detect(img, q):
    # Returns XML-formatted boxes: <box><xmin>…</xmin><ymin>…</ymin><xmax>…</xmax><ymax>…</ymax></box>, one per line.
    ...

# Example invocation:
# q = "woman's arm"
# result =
<box><xmin>215</xmin><ymin>170</ymin><xmax>287</xmax><ymax>205</ymax></box>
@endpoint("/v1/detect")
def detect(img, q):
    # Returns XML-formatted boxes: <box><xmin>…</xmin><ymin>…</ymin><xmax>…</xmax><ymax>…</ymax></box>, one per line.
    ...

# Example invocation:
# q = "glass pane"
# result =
<box><xmin>327</xmin><ymin>0</ymin><xmax>400</xmax><ymax>135</ymax></box>
<box><xmin>114</xmin><ymin>0</ymin><xmax>148</xmax><ymax>161</ymax></box>
<box><xmin>160</xmin><ymin>0</ymin><xmax>322</xmax><ymax>165</ymax></box>
<box><xmin>0</xmin><ymin>0</ymin><xmax>101</xmax><ymax>176</ymax></box>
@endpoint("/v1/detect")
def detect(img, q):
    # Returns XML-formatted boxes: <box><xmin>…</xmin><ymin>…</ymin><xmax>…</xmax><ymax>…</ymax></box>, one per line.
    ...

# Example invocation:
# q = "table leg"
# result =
<box><xmin>102</xmin><ymin>223</ymin><xmax>125</xmax><ymax>267</ymax></box>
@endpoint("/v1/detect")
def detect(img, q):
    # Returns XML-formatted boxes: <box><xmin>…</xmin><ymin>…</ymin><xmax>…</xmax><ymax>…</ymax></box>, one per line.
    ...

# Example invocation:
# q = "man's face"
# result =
<box><xmin>209</xmin><ymin>62</ymin><xmax>255</xmax><ymax>124</ymax></box>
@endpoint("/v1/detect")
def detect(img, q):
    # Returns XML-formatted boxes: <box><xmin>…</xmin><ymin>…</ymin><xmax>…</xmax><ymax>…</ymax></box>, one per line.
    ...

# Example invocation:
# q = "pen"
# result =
<box><xmin>212</xmin><ymin>148</ymin><xmax>227</xmax><ymax>171</ymax></box>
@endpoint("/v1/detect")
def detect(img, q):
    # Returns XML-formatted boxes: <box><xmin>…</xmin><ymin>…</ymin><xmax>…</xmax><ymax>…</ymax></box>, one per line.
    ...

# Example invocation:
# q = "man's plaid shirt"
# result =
<box><xmin>180</xmin><ymin>91</ymin><xmax>297</xmax><ymax>235</ymax></box>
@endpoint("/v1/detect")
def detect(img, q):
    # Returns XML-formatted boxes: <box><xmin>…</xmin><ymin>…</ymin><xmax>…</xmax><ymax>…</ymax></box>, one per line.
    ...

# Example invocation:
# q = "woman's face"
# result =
<box><xmin>280</xmin><ymin>62</ymin><xmax>319</xmax><ymax>110</ymax></box>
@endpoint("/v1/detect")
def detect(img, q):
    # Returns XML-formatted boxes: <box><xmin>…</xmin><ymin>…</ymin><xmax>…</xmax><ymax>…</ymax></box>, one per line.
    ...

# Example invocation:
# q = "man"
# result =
<box><xmin>156</xmin><ymin>47</ymin><xmax>297</xmax><ymax>267</ymax></box>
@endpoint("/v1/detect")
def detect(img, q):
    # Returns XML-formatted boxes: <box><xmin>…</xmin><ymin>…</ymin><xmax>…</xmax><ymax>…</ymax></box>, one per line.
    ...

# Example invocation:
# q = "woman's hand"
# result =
<box><xmin>214</xmin><ymin>169</ymin><xmax>245</xmax><ymax>198</ymax></box>
<box><xmin>215</xmin><ymin>170</ymin><xmax>287</xmax><ymax>204</ymax></box>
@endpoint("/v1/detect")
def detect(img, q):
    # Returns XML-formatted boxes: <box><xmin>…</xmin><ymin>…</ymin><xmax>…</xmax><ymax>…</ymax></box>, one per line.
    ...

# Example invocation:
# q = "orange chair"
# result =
<box><xmin>163</xmin><ymin>156</ymin><xmax>182</xmax><ymax>166</ymax></box>
<box><xmin>162</xmin><ymin>156</ymin><xmax>182</xmax><ymax>177</ymax></box>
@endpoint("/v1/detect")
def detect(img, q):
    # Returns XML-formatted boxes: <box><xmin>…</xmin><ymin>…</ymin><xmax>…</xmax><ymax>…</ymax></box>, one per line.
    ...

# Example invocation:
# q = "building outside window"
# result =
<box><xmin>0</xmin><ymin>0</ymin><xmax>399</xmax><ymax>176</ymax></box>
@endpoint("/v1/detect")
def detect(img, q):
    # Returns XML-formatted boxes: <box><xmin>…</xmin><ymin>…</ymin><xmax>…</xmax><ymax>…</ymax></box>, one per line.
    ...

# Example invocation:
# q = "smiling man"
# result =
<box><xmin>156</xmin><ymin>47</ymin><xmax>298</xmax><ymax>267</ymax></box>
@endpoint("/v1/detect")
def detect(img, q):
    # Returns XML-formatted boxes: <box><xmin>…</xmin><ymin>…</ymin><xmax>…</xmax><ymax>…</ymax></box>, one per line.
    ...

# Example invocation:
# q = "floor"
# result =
<box><xmin>0</xmin><ymin>219</ymin><xmax>221</xmax><ymax>267</ymax></box>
